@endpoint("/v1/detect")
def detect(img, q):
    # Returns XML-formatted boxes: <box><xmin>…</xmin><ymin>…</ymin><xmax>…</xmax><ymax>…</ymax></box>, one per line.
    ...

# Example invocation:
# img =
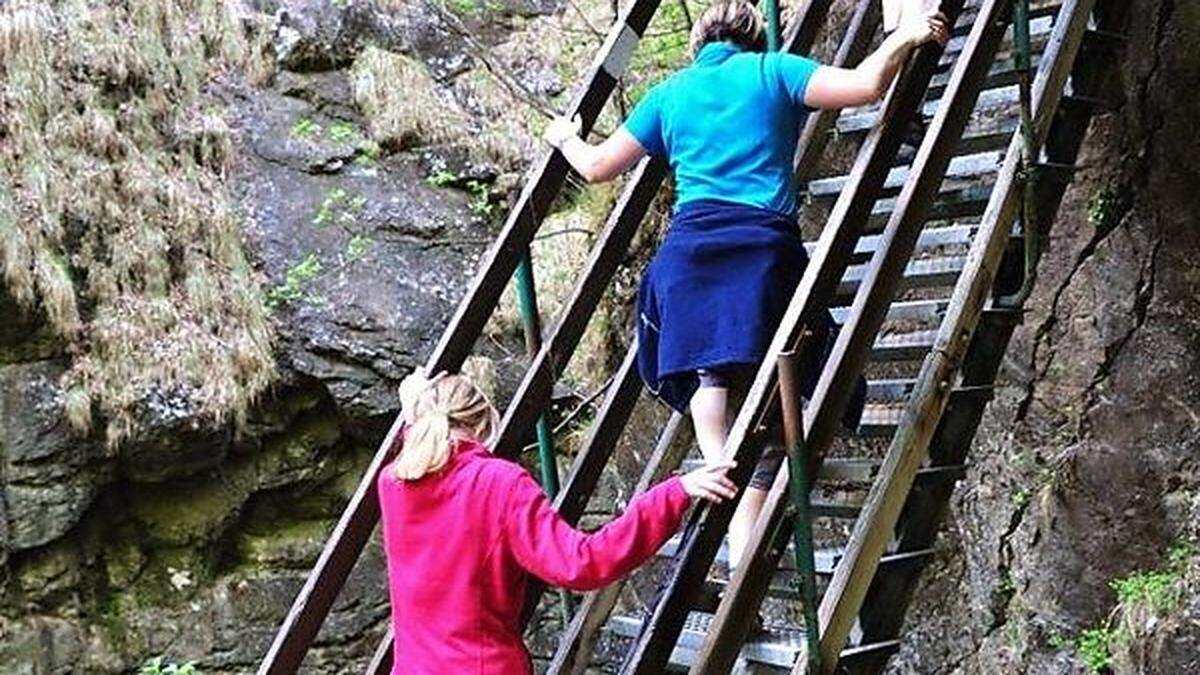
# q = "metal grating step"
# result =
<box><xmin>805</xmin><ymin>223</ymin><xmax>982</xmax><ymax>264</ymax></box>
<box><xmin>837</xmin><ymin>83</ymin><xmax>1023</xmax><ymax>136</ymax></box>
<box><xmin>831</xmin><ymin>298</ymin><xmax>949</xmax><ymax>326</ymax></box>
<box><xmin>838</xmin><ymin>254</ymin><xmax>968</xmax><ymax>297</ymax></box>
<box><xmin>807</xmin><ymin>150</ymin><xmax>1004</xmax><ymax>199</ymax></box>
<box><xmin>604</xmin><ymin>612</ymin><xmax>902</xmax><ymax>670</ymax></box>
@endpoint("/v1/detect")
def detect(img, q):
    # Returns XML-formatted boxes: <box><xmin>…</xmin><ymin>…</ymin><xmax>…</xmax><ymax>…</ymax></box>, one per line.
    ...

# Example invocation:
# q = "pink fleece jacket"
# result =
<box><xmin>378</xmin><ymin>438</ymin><xmax>692</xmax><ymax>674</ymax></box>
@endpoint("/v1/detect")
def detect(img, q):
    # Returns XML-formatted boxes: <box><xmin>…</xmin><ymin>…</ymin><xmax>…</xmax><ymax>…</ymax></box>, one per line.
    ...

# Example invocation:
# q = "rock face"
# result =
<box><xmin>890</xmin><ymin>3</ymin><xmax>1200</xmax><ymax>674</ymax></box>
<box><xmin>0</xmin><ymin>0</ymin><xmax>522</xmax><ymax>672</ymax></box>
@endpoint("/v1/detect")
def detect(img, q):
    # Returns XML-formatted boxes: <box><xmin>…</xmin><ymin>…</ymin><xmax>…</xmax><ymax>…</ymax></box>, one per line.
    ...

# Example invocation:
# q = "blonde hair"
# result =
<box><xmin>392</xmin><ymin>372</ymin><xmax>499</xmax><ymax>480</ymax></box>
<box><xmin>689</xmin><ymin>0</ymin><xmax>767</xmax><ymax>57</ymax></box>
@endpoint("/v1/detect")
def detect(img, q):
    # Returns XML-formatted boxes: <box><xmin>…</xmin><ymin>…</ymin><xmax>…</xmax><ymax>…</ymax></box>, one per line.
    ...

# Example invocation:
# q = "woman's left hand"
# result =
<box><xmin>544</xmin><ymin>114</ymin><xmax>582</xmax><ymax>148</ymax></box>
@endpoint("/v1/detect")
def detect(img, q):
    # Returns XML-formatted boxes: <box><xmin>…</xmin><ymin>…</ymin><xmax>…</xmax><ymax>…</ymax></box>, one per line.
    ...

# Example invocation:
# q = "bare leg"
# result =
<box><xmin>689</xmin><ymin>384</ymin><xmax>767</xmax><ymax>569</ymax></box>
<box><xmin>689</xmin><ymin>385</ymin><xmax>729</xmax><ymax>463</ymax></box>
<box><xmin>729</xmin><ymin>486</ymin><xmax>769</xmax><ymax>569</ymax></box>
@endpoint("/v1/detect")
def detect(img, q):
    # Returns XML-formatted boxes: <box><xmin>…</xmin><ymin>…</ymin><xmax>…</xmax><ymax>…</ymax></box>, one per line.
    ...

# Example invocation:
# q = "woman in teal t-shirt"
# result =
<box><xmin>544</xmin><ymin>0</ymin><xmax>948</xmax><ymax>569</ymax></box>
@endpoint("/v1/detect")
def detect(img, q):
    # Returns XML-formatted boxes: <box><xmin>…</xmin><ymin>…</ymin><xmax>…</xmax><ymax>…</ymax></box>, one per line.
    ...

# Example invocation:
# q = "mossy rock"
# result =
<box><xmin>235</xmin><ymin>519</ymin><xmax>330</xmax><ymax>569</ymax></box>
<box><xmin>16</xmin><ymin>542</ymin><xmax>82</xmax><ymax>609</ymax></box>
<box><xmin>103</xmin><ymin>540</ymin><xmax>148</xmax><ymax>589</ymax></box>
<box><xmin>129</xmin><ymin>460</ymin><xmax>258</xmax><ymax>547</ymax></box>
<box><xmin>255</xmin><ymin>413</ymin><xmax>343</xmax><ymax>489</ymax></box>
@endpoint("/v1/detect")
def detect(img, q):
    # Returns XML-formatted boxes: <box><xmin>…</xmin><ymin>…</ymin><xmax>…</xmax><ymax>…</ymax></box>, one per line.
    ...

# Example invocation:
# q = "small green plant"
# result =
<box><xmin>139</xmin><ymin>658</ymin><xmax>199</xmax><ymax>675</ymax></box>
<box><xmin>440</xmin><ymin>0</ymin><xmax>482</xmax><ymax>15</ymax></box>
<box><xmin>1047</xmin><ymin>628</ymin><xmax>1072</xmax><ymax>650</ymax></box>
<box><xmin>1067</xmin><ymin>543</ymin><xmax>1195</xmax><ymax>672</ymax></box>
<box><xmin>1110</xmin><ymin>544</ymin><xmax>1191</xmax><ymax>612</ymax></box>
<box><xmin>427</xmin><ymin>169</ymin><xmax>459</xmax><ymax>187</ymax></box>
<box><xmin>1011</xmin><ymin>487</ymin><xmax>1031</xmax><ymax>509</ymax></box>
<box><xmin>267</xmin><ymin>254</ymin><xmax>323</xmax><ymax>308</ymax></box>
<box><xmin>291</xmin><ymin>117</ymin><xmax>321</xmax><ymax>139</ymax></box>
<box><xmin>328</xmin><ymin>121</ymin><xmax>360</xmax><ymax>144</ymax></box>
<box><xmin>1076</xmin><ymin>627</ymin><xmax>1115</xmax><ymax>672</ymax></box>
<box><xmin>355</xmin><ymin>141</ymin><xmax>383</xmax><ymax>168</ymax></box>
<box><xmin>313</xmin><ymin>188</ymin><xmax>367</xmax><ymax>228</ymax></box>
<box><xmin>465</xmin><ymin>179</ymin><xmax>494</xmax><ymax>217</ymax></box>
<box><xmin>1087</xmin><ymin>187</ymin><xmax>1127</xmax><ymax>234</ymax></box>
<box><xmin>346</xmin><ymin>234</ymin><xmax>373</xmax><ymax>261</ymax></box>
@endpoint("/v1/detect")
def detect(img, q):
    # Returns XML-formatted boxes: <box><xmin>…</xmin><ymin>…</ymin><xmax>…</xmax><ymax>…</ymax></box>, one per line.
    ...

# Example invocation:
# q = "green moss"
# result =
<box><xmin>235</xmin><ymin>519</ymin><xmax>330</xmax><ymax>568</ymax></box>
<box><xmin>327</xmin><ymin>120</ymin><xmax>362</xmax><ymax>145</ymax></box>
<box><xmin>139</xmin><ymin>657</ymin><xmax>200</xmax><ymax>675</ymax></box>
<box><xmin>16</xmin><ymin>542</ymin><xmax>80</xmax><ymax>607</ymax></box>
<box><xmin>255</xmin><ymin>413</ymin><xmax>342</xmax><ymax>486</ymax></box>
<box><xmin>129</xmin><ymin>465</ymin><xmax>256</xmax><ymax>547</ymax></box>
<box><xmin>312</xmin><ymin>187</ymin><xmax>366</xmax><ymax>229</ymax></box>
<box><xmin>345</xmin><ymin>233</ymin><xmax>373</xmax><ymax>261</ymax></box>
<box><xmin>104</xmin><ymin>539</ymin><xmax>147</xmax><ymax>588</ymax></box>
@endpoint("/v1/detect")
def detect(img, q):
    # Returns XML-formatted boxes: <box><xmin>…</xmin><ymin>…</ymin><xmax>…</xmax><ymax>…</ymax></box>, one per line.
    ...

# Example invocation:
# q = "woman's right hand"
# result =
<box><xmin>897</xmin><ymin>11</ymin><xmax>950</xmax><ymax>49</ymax></box>
<box><xmin>680</xmin><ymin>460</ymin><xmax>738</xmax><ymax>503</ymax></box>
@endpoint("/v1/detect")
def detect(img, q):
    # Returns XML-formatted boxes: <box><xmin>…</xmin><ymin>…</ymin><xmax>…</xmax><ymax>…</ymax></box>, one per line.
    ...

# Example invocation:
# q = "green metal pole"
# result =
<box><xmin>768</xmin><ymin>4</ymin><xmax>817</xmax><ymax>662</ymax></box>
<box><xmin>777</xmin><ymin>352</ymin><xmax>821</xmax><ymax>673</ymax></box>
<box><xmin>787</xmin><ymin>442</ymin><xmax>822</xmax><ymax>671</ymax></box>
<box><xmin>1000</xmin><ymin>0</ymin><xmax>1041</xmax><ymax>308</ymax></box>
<box><xmin>764</xmin><ymin>0</ymin><xmax>782</xmax><ymax>52</ymax></box>
<box><xmin>513</xmin><ymin>252</ymin><xmax>571</xmax><ymax>625</ymax></box>
<box><xmin>513</xmin><ymin>253</ymin><xmax>561</xmax><ymax>497</ymax></box>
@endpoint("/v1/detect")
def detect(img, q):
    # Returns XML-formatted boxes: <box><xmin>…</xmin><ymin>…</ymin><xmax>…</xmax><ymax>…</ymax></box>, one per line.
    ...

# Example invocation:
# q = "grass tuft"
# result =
<box><xmin>0</xmin><ymin>1</ymin><xmax>277</xmax><ymax>446</ymax></box>
<box><xmin>351</xmin><ymin>47</ymin><xmax>467</xmax><ymax>151</ymax></box>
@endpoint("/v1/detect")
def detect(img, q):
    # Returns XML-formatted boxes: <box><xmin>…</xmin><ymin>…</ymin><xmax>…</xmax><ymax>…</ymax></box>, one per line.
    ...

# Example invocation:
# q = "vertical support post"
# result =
<box><xmin>513</xmin><ymin>250</ymin><xmax>570</xmax><ymax>623</ymax></box>
<box><xmin>764</xmin><ymin>0</ymin><xmax>782</xmax><ymax>52</ymax></box>
<box><xmin>776</xmin><ymin>350</ymin><xmax>821</xmax><ymax>674</ymax></box>
<box><xmin>513</xmin><ymin>251</ymin><xmax>561</xmax><ymax>497</ymax></box>
<box><xmin>1000</xmin><ymin>0</ymin><xmax>1040</xmax><ymax>307</ymax></box>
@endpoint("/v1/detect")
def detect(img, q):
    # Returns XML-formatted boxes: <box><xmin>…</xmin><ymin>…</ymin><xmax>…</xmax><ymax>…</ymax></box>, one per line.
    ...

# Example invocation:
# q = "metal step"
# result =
<box><xmin>604</xmin><ymin>612</ymin><xmax>902</xmax><ymax>670</ymax></box>
<box><xmin>805</xmin><ymin>223</ymin><xmax>981</xmax><ymax>264</ymax></box>
<box><xmin>698</xmin><ymin>548</ymin><xmax>939</xmax><ymax>603</ymax></box>
<box><xmin>837</xmin><ymin>83</ymin><xmax>1022</xmax><ymax>136</ymax></box>
<box><xmin>952</xmin><ymin>0</ymin><xmax>1061</xmax><ymax>38</ymax></box>
<box><xmin>866</xmin><ymin>377</ymin><xmax>917</xmax><ymax>402</ymax></box>
<box><xmin>677</xmin><ymin>455</ymin><xmax>898</xmax><ymax>481</ymax></box>
<box><xmin>863</xmin><ymin>182</ymin><xmax>995</xmax><ymax>232</ymax></box>
<box><xmin>838</xmin><ymin>254</ymin><xmax>968</xmax><ymax>297</ymax></box>
<box><xmin>870</xmin><ymin>328</ymin><xmax>939</xmax><ymax>362</ymax></box>
<box><xmin>831</xmin><ymin>298</ymin><xmax>949</xmax><ymax>326</ymax></box>
<box><xmin>807</xmin><ymin>150</ymin><xmax>1003</xmax><ymax>200</ymax></box>
<box><xmin>929</xmin><ymin>49</ymin><xmax>1045</xmax><ymax>99</ymax></box>
<box><xmin>938</xmin><ymin>13</ymin><xmax>1055</xmax><ymax>71</ymax></box>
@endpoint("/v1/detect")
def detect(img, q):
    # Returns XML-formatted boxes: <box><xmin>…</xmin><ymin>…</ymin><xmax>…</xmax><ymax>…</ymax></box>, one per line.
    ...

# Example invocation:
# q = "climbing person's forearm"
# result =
<box><xmin>854</xmin><ymin>30</ymin><xmax>920</xmax><ymax>99</ymax></box>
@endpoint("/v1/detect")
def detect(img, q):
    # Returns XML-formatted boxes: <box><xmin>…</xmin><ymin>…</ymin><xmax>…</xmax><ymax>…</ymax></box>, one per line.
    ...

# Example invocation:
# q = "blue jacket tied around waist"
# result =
<box><xmin>635</xmin><ymin>200</ymin><xmax>866</xmax><ymax>430</ymax></box>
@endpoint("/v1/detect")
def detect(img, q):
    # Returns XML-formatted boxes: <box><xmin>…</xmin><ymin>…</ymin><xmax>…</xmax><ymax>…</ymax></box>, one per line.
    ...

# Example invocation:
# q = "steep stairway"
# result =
<box><xmin>254</xmin><ymin>0</ymin><xmax>1127</xmax><ymax>673</ymax></box>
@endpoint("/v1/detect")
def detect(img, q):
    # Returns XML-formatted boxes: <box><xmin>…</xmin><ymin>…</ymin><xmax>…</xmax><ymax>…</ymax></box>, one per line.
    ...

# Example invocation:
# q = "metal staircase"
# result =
<box><xmin>255</xmin><ymin>0</ymin><xmax>1127</xmax><ymax>673</ymax></box>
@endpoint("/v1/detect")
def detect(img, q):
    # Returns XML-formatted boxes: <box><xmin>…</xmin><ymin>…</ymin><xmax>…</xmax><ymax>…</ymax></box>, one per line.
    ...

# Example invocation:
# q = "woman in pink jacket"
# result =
<box><xmin>378</xmin><ymin>371</ymin><xmax>737</xmax><ymax>674</ymax></box>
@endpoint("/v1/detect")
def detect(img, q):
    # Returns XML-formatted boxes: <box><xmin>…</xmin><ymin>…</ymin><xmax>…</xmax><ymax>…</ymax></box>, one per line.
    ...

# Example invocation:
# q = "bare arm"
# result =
<box><xmin>543</xmin><ymin>115</ymin><xmax>647</xmax><ymax>183</ymax></box>
<box><xmin>804</xmin><ymin>11</ymin><xmax>949</xmax><ymax>110</ymax></box>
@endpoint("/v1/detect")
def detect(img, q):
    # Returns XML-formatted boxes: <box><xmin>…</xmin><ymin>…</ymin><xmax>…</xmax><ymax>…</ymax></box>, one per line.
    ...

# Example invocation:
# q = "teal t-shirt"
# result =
<box><xmin>623</xmin><ymin>42</ymin><xmax>821</xmax><ymax>216</ymax></box>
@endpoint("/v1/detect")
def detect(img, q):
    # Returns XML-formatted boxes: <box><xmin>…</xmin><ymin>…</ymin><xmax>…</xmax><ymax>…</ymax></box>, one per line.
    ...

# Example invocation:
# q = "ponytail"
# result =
<box><xmin>392</xmin><ymin>372</ymin><xmax>499</xmax><ymax>481</ymax></box>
